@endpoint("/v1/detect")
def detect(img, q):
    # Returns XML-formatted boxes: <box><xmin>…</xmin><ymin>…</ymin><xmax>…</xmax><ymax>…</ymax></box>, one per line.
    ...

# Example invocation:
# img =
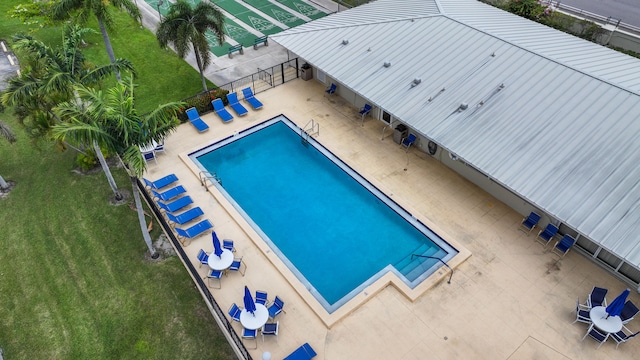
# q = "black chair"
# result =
<box><xmin>228</xmin><ymin>303</ymin><xmax>242</xmax><ymax>322</ymax></box>
<box><xmin>572</xmin><ymin>297</ymin><xmax>591</xmax><ymax>325</ymax></box>
<box><xmin>519</xmin><ymin>211</ymin><xmax>541</xmax><ymax>235</ymax></box>
<box><xmin>611</xmin><ymin>325</ymin><xmax>640</xmax><ymax>349</ymax></box>
<box><xmin>620</xmin><ymin>301</ymin><xmax>639</xmax><ymax>324</ymax></box>
<box><xmin>588</xmin><ymin>286</ymin><xmax>608</xmax><ymax>308</ymax></box>
<box><xmin>582</xmin><ymin>323</ymin><xmax>609</xmax><ymax>349</ymax></box>
<box><xmin>261</xmin><ymin>321</ymin><xmax>279</xmax><ymax>343</ymax></box>
<box><xmin>536</xmin><ymin>223</ymin><xmax>558</xmax><ymax>247</ymax></box>
<box><xmin>255</xmin><ymin>290</ymin><xmax>269</xmax><ymax>306</ymax></box>
<box><xmin>268</xmin><ymin>295</ymin><xmax>286</xmax><ymax>320</ymax></box>
<box><xmin>325</xmin><ymin>83</ymin><xmax>336</xmax><ymax>96</ymax></box>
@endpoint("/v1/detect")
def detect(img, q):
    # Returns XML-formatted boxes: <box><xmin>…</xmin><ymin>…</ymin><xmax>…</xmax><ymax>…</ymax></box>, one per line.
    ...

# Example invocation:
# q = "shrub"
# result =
<box><xmin>505</xmin><ymin>0</ymin><xmax>553</xmax><ymax>21</ymax></box>
<box><xmin>76</xmin><ymin>150</ymin><xmax>97</xmax><ymax>171</ymax></box>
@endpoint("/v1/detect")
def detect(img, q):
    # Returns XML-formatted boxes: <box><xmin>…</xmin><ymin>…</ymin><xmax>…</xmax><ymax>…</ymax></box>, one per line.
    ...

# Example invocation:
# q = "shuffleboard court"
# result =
<box><xmin>212</xmin><ymin>0</ymin><xmax>284</xmax><ymax>35</ymax></box>
<box><xmin>222</xmin><ymin>18</ymin><xmax>261</xmax><ymax>48</ymax></box>
<box><xmin>205</xmin><ymin>29</ymin><xmax>236</xmax><ymax>57</ymax></box>
<box><xmin>242</xmin><ymin>0</ymin><xmax>306</xmax><ymax>27</ymax></box>
<box><xmin>276</xmin><ymin>0</ymin><xmax>327</xmax><ymax>20</ymax></box>
<box><xmin>144</xmin><ymin>0</ymin><xmax>170</xmax><ymax>16</ymax></box>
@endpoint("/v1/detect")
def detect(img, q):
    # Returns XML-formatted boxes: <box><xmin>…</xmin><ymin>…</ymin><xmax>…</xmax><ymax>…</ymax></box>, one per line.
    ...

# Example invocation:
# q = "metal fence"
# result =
<box><xmin>542</xmin><ymin>0</ymin><xmax>640</xmax><ymax>36</ymax></box>
<box><xmin>136</xmin><ymin>179</ymin><xmax>253</xmax><ymax>360</ymax></box>
<box><xmin>177</xmin><ymin>58</ymin><xmax>301</xmax><ymax>121</ymax></box>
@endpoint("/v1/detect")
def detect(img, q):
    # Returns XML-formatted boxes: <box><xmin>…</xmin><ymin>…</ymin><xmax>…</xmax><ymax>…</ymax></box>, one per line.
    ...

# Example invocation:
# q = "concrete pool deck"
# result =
<box><xmin>143</xmin><ymin>79</ymin><xmax>640</xmax><ymax>359</ymax></box>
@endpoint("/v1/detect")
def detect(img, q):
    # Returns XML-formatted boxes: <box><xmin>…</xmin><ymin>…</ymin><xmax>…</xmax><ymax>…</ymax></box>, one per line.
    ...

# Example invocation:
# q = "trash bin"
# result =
<box><xmin>300</xmin><ymin>63</ymin><xmax>312</xmax><ymax>81</ymax></box>
<box><xmin>393</xmin><ymin>124</ymin><xmax>408</xmax><ymax>144</ymax></box>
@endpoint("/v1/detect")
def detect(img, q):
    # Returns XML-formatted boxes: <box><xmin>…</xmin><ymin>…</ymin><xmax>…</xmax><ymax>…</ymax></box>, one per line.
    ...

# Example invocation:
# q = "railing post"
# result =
<box><xmin>410</xmin><ymin>254</ymin><xmax>453</xmax><ymax>284</ymax></box>
<box><xmin>281</xmin><ymin>63</ymin><xmax>285</xmax><ymax>84</ymax></box>
<box><xmin>295</xmin><ymin>57</ymin><xmax>299</xmax><ymax>79</ymax></box>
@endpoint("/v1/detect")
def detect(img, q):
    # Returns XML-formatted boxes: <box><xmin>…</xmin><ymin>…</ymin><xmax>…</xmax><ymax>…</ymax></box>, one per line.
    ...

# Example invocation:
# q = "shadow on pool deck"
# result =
<box><xmin>143</xmin><ymin>79</ymin><xmax>640</xmax><ymax>360</ymax></box>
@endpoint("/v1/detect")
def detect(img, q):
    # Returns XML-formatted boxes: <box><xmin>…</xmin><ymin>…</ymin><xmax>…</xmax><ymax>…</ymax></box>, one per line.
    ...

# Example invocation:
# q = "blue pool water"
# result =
<box><xmin>191</xmin><ymin>115</ymin><xmax>457</xmax><ymax>313</ymax></box>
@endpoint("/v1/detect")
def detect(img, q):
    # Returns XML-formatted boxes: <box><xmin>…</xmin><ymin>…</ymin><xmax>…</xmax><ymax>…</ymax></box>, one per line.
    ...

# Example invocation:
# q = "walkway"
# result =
<box><xmin>143</xmin><ymin>79</ymin><xmax>640</xmax><ymax>359</ymax></box>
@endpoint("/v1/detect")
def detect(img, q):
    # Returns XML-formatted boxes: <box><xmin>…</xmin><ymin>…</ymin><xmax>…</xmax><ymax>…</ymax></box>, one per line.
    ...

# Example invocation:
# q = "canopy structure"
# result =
<box><xmin>271</xmin><ymin>0</ymin><xmax>640</xmax><ymax>274</ymax></box>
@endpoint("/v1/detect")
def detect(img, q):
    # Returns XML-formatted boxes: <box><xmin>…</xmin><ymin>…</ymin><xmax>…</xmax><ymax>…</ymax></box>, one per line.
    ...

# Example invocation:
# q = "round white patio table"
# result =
<box><xmin>590</xmin><ymin>306</ymin><xmax>623</xmax><ymax>333</ymax></box>
<box><xmin>207</xmin><ymin>249</ymin><xmax>233</xmax><ymax>270</ymax></box>
<box><xmin>240</xmin><ymin>304</ymin><xmax>269</xmax><ymax>330</ymax></box>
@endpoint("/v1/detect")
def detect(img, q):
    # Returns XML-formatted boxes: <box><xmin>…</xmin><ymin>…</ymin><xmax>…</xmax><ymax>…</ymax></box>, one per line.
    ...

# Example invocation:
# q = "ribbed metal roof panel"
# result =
<box><xmin>271</xmin><ymin>0</ymin><xmax>640</xmax><ymax>268</ymax></box>
<box><xmin>439</xmin><ymin>0</ymin><xmax>640</xmax><ymax>92</ymax></box>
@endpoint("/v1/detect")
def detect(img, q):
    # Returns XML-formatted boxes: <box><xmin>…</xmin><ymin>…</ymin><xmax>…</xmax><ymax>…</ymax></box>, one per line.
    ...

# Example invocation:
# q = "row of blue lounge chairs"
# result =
<box><xmin>185</xmin><ymin>87</ymin><xmax>264</xmax><ymax>132</ymax></box>
<box><xmin>143</xmin><ymin>174</ymin><xmax>213</xmax><ymax>245</ymax></box>
<box><xmin>520</xmin><ymin>211</ymin><xmax>576</xmax><ymax>257</ymax></box>
<box><xmin>145</xmin><ymin>174</ymin><xmax>317</xmax><ymax>359</ymax></box>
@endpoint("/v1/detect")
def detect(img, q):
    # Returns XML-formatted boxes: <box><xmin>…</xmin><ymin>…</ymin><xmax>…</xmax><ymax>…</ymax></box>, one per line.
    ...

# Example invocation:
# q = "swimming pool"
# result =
<box><xmin>190</xmin><ymin>115</ymin><xmax>457</xmax><ymax>313</ymax></box>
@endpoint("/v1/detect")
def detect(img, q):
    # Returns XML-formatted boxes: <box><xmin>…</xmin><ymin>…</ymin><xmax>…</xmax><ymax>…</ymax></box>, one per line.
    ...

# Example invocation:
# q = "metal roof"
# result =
<box><xmin>270</xmin><ymin>0</ymin><xmax>640</xmax><ymax>269</ymax></box>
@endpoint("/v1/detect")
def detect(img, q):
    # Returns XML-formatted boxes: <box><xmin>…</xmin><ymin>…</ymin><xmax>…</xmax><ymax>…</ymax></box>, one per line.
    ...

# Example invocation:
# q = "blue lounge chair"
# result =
<box><xmin>157</xmin><ymin>196</ymin><xmax>193</xmax><ymax>213</ymax></box>
<box><xmin>325</xmin><ymin>83</ymin><xmax>336</xmax><ymax>96</ymax></box>
<box><xmin>359</xmin><ymin>103</ymin><xmax>372</xmax><ymax>119</ymax></box>
<box><xmin>151</xmin><ymin>185</ymin><xmax>186</xmax><ymax>202</ymax></box>
<box><xmin>166</xmin><ymin>207</ymin><xmax>204</xmax><ymax>226</ymax></box>
<box><xmin>175</xmin><ymin>219</ymin><xmax>213</xmax><ymax>245</ymax></box>
<box><xmin>284</xmin><ymin>343</ymin><xmax>317</xmax><ymax>360</ymax></box>
<box><xmin>536</xmin><ymin>223</ymin><xmax>558</xmax><ymax>247</ymax></box>
<box><xmin>401</xmin><ymin>134</ymin><xmax>417</xmax><ymax>151</ymax></box>
<box><xmin>211</xmin><ymin>99</ymin><xmax>233</xmax><ymax>123</ymax></box>
<box><xmin>519</xmin><ymin>211</ymin><xmax>541</xmax><ymax>235</ymax></box>
<box><xmin>185</xmin><ymin>107</ymin><xmax>209</xmax><ymax>132</ymax></box>
<box><xmin>143</xmin><ymin>174</ymin><xmax>178</xmax><ymax>190</ymax></box>
<box><xmin>241</xmin><ymin>87</ymin><xmax>263</xmax><ymax>110</ymax></box>
<box><xmin>552</xmin><ymin>234</ymin><xmax>575</xmax><ymax>257</ymax></box>
<box><xmin>226</xmin><ymin>92</ymin><xmax>248</xmax><ymax>116</ymax></box>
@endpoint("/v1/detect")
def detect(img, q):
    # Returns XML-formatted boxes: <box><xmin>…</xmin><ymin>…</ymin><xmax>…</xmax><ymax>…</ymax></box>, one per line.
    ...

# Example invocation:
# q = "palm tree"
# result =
<box><xmin>52</xmin><ymin>77</ymin><xmax>183</xmax><ymax>257</ymax></box>
<box><xmin>156</xmin><ymin>0</ymin><xmax>225</xmax><ymax>92</ymax></box>
<box><xmin>2</xmin><ymin>24</ymin><xmax>135</xmax><ymax>200</ymax></box>
<box><xmin>0</xmin><ymin>120</ymin><xmax>17</xmax><ymax>189</ymax></box>
<box><xmin>52</xmin><ymin>0</ymin><xmax>141</xmax><ymax>82</ymax></box>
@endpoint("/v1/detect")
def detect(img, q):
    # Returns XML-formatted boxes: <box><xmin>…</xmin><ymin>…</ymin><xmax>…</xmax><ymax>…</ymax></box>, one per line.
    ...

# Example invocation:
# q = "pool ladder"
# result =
<box><xmin>199</xmin><ymin>171</ymin><xmax>222</xmax><ymax>191</ymax></box>
<box><xmin>301</xmin><ymin>118</ymin><xmax>320</xmax><ymax>144</ymax></box>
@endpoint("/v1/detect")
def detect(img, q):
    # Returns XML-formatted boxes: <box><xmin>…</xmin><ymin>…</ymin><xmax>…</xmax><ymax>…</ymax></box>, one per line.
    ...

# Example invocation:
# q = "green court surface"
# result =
<box><xmin>212</xmin><ymin>0</ymin><xmax>284</xmax><ymax>35</ymax></box>
<box><xmin>144</xmin><ymin>0</ymin><xmax>327</xmax><ymax>57</ymax></box>
<box><xmin>205</xmin><ymin>29</ymin><xmax>236</xmax><ymax>57</ymax></box>
<box><xmin>275</xmin><ymin>0</ymin><xmax>327</xmax><ymax>20</ymax></box>
<box><xmin>144</xmin><ymin>0</ymin><xmax>170</xmax><ymax>16</ymax></box>
<box><xmin>221</xmin><ymin>17</ymin><xmax>260</xmax><ymax>48</ymax></box>
<box><xmin>242</xmin><ymin>0</ymin><xmax>305</xmax><ymax>27</ymax></box>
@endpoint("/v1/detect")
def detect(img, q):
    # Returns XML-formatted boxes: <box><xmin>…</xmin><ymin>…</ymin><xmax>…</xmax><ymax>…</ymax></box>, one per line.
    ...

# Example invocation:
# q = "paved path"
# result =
<box><xmin>559</xmin><ymin>0</ymin><xmax>640</xmax><ymax>28</ymax></box>
<box><xmin>0</xmin><ymin>41</ymin><xmax>19</xmax><ymax>92</ymax></box>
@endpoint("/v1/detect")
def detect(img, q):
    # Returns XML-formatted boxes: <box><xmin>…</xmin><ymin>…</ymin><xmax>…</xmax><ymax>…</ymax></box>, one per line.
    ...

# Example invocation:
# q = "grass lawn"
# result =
<box><xmin>0</xmin><ymin>112</ymin><xmax>237</xmax><ymax>359</ymax></box>
<box><xmin>0</xmin><ymin>1</ymin><xmax>234</xmax><ymax>359</ymax></box>
<box><xmin>0</xmin><ymin>0</ymin><xmax>214</xmax><ymax>113</ymax></box>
